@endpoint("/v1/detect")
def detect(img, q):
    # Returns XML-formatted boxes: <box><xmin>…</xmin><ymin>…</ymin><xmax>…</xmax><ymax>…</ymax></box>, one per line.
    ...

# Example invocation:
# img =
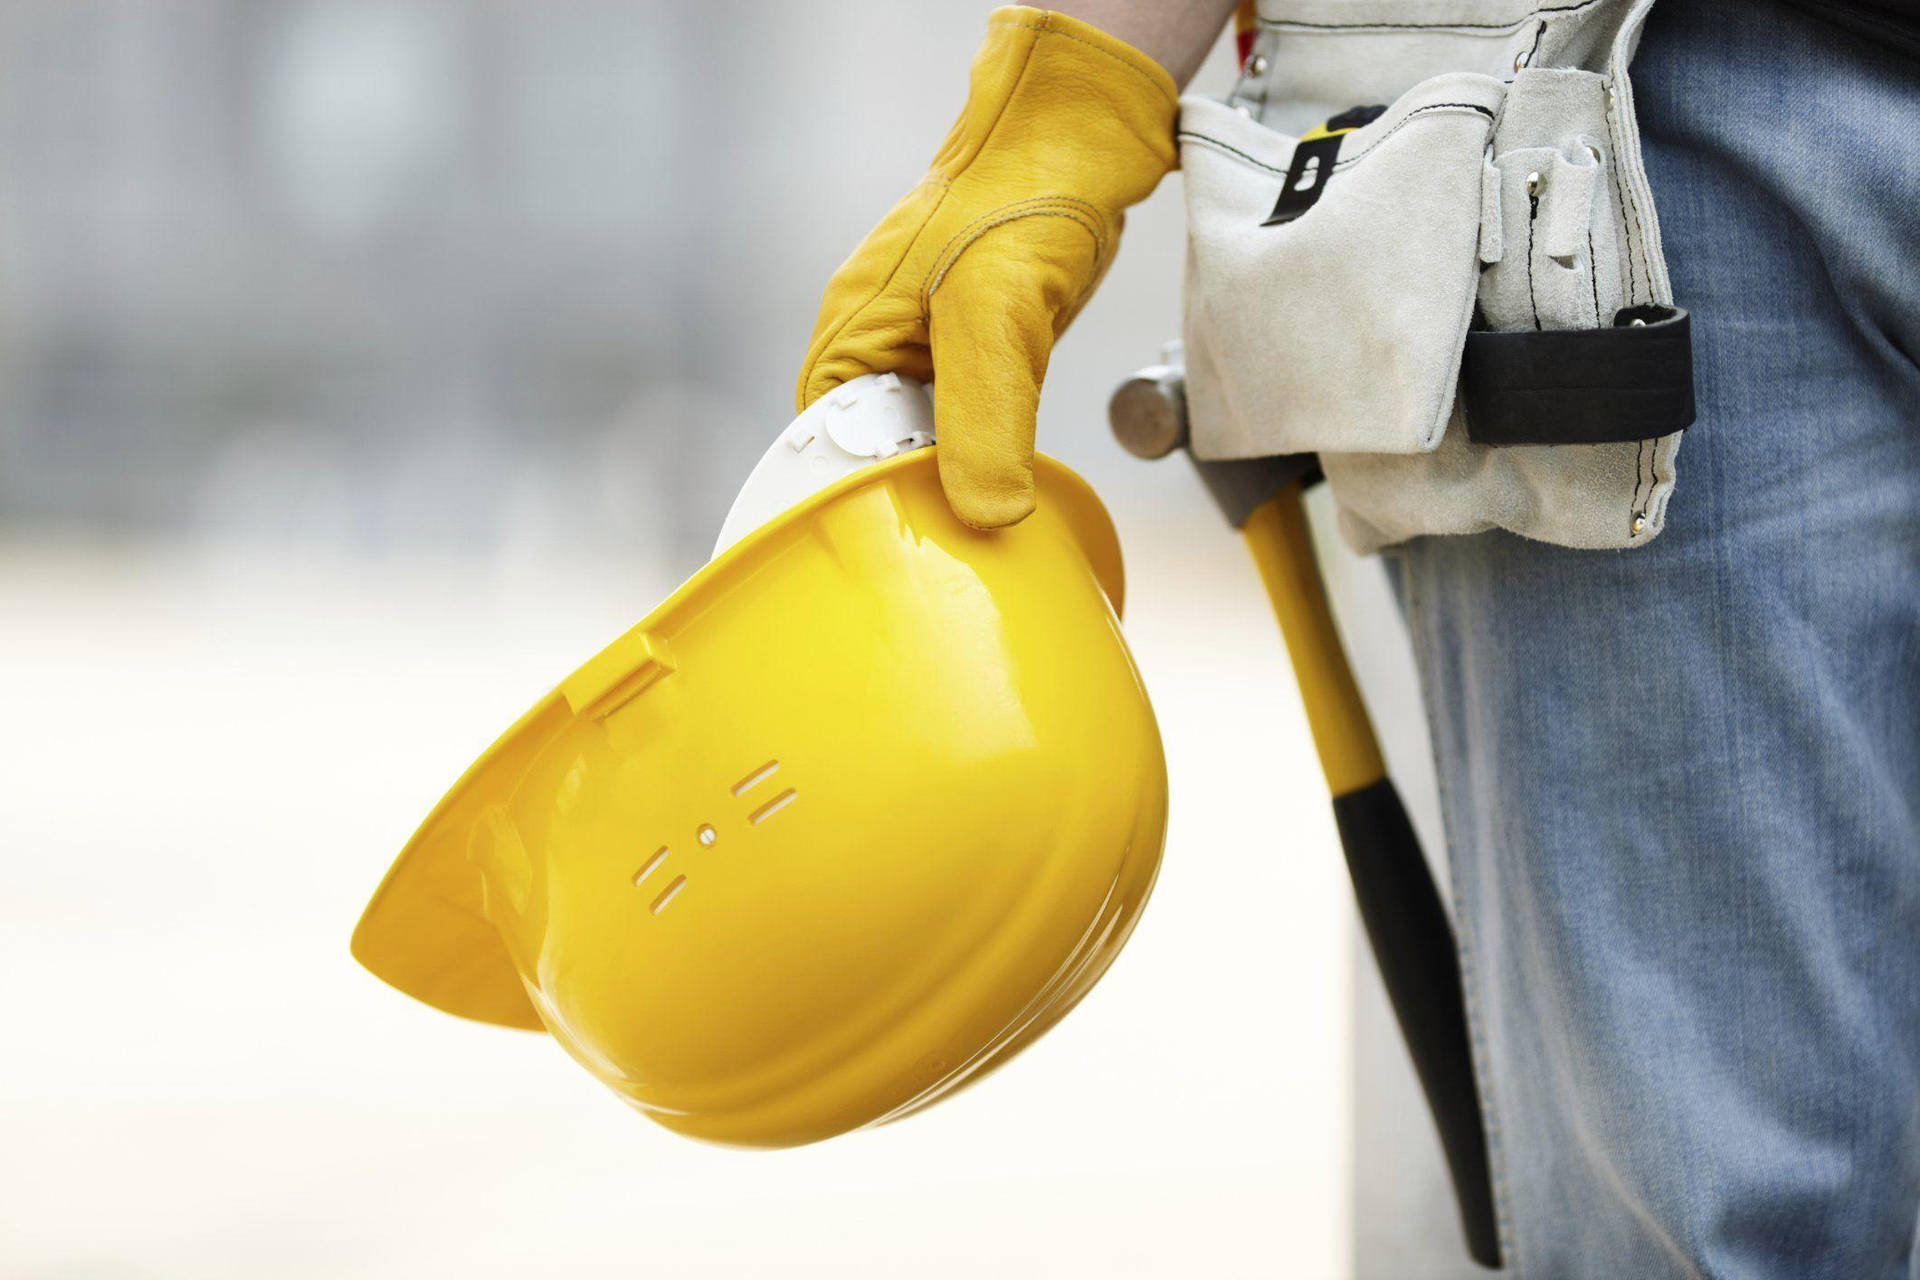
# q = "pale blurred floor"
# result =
<box><xmin>0</xmin><ymin>505</ymin><xmax>1356</xmax><ymax>1278</ymax></box>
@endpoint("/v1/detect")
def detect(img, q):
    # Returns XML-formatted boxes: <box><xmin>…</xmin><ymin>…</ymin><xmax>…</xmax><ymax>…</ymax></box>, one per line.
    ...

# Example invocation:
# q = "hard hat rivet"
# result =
<box><xmin>697</xmin><ymin>824</ymin><xmax>718</xmax><ymax>847</ymax></box>
<box><xmin>1246</xmin><ymin>53</ymin><xmax>1269</xmax><ymax>77</ymax></box>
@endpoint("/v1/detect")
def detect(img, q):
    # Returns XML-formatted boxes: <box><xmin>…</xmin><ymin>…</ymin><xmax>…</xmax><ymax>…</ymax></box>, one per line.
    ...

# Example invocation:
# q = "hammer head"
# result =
<box><xmin>1106</xmin><ymin>354</ymin><xmax>1322</xmax><ymax>529</ymax></box>
<box><xmin>1107</xmin><ymin>364</ymin><xmax>1189</xmax><ymax>460</ymax></box>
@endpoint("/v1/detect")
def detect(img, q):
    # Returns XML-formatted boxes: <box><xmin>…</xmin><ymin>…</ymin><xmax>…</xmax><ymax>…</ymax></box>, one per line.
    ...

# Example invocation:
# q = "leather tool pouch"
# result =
<box><xmin>1178</xmin><ymin>0</ymin><xmax>1693</xmax><ymax>552</ymax></box>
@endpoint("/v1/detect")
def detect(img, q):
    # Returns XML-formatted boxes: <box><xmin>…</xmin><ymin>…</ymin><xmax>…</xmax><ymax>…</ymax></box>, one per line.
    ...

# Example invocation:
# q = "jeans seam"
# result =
<box><xmin>1405</xmin><ymin>556</ymin><xmax>1522</xmax><ymax>1270</ymax></box>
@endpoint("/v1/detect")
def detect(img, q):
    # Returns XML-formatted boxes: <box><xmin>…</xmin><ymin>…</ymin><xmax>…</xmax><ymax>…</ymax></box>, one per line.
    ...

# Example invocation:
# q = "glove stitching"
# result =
<box><xmin>921</xmin><ymin>193</ymin><xmax>1107</xmax><ymax>300</ymax></box>
<box><xmin>921</xmin><ymin>198</ymin><xmax>1108</xmax><ymax>303</ymax></box>
<box><xmin>921</xmin><ymin>204</ymin><xmax>1108</xmax><ymax>309</ymax></box>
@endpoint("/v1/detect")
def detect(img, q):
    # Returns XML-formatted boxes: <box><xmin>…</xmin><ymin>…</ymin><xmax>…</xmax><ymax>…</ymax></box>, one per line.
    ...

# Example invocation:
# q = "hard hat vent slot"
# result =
<box><xmin>748</xmin><ymin>788</ymin><xmax>798</xmax><ymax>826</ymax></box>
<box><xmin>730</xmin><ymin>760</ymin><xmax>781</xmax><ymax>797</ymax></box>
<box><xmin>650</xmin><ymin>874</ymin><xmax>688</xmax><ymax>915</ymax></box>
<box><xmin>632</xmin><ymin>846</ymin><xmax>670</xmax><ymax>887</ymax></box>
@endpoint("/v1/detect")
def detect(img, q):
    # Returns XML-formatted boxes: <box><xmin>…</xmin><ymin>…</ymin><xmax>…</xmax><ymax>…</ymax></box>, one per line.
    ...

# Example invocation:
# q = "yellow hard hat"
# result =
<box><xmin>353</xmin><ymin>380</ymin><xmax>1168</xmax><ymax>1147</ymax></box>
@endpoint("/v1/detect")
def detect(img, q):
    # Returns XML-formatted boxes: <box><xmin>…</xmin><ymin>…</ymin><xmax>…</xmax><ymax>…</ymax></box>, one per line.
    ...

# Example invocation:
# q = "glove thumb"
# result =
<box><xmin>926</xmin><ymin>216</ymin><xmax>1098</xmax><ymax>528</ymax></box>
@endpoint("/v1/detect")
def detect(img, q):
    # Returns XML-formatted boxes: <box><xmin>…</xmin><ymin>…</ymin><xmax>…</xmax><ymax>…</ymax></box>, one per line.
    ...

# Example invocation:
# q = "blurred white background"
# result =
<box><xmin>0</xmin><ymin>3</ymin><xmax>1472</xmax><ymax>1276</ymax></box>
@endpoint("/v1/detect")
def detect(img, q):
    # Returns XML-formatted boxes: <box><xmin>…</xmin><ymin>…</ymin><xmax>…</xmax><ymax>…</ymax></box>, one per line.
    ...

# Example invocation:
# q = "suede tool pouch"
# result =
<box><xmin>1178</xmin><ymin>72</ymin><xmax>1505</xmax><ymax>462</ymax></box>
<box><xmin>1315</xmin><ymin>66</ymin><xmax>1692</xmax><ymax>553</ymax></box>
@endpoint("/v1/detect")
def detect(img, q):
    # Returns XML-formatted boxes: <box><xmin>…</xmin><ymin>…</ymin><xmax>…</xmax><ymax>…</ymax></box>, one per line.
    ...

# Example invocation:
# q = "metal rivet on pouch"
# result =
<box><xmin>1525</xmin><ymin>170</ymin><xmax>1542</xmax><ymax>196</ymax></box>
<box><xmin>1630</xmin><ymin>513</ymin><xmax>1648</xmax><ymax>535</ymax></box>
<box><xmin>1247</xmin><ymin>53</ymin><xmax>1269</xmax><ymax>77</ymax></box>
<box><xmin>1584</xmin><ymin>142</ymin><xmax>1603</xmax><ymax>164</ymax></box>
<box><xmin>1513</xmin><ymin>48</ymin><xmax>1528</xmax><ymax>72</ymax></box>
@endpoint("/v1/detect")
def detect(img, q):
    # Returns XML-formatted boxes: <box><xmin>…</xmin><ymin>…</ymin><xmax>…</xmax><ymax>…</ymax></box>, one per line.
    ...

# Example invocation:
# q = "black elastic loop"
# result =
<box><xmin>1463</xmin><ymin>305</ymin><xmax>1696</xmax><ymax>445</ymax></box>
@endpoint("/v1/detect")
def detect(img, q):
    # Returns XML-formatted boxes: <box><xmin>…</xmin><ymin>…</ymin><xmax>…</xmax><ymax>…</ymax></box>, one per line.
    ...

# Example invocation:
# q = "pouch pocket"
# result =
<box><xmin>1178</xmin><ymin>72</ymin><xmax>1505</xmax><ymax>461</ymax></box>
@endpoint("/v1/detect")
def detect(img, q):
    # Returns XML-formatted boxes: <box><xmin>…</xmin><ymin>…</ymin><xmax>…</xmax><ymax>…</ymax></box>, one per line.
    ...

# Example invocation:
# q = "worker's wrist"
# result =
<box><xmin>1044</xmin><ymin>0</ymin><xmax>1233</xmax><ymax>87</ymax></box>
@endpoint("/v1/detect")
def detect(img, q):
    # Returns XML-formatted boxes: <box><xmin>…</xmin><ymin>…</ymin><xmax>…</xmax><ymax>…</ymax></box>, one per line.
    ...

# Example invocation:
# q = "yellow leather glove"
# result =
<box><xmin>797</xmin><ymin>7</ymin><xmax>1178</xmax><ymax>528</ymax></box>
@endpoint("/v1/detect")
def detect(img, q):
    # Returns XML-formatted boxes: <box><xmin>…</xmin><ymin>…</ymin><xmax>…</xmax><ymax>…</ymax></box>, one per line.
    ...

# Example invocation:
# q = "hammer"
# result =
<box><xmin>1111</xmin><ymin>353</ymin><xmax>1502</xmax><ymax>1269</ymax></box>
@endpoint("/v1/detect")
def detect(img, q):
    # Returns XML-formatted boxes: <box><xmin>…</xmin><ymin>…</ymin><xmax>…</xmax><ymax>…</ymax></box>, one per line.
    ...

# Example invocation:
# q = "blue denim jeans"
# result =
<box><xmin>1388</xmin><ymin>1</ymin><xmax>1920</xmax><ymax>1275</ymax></box>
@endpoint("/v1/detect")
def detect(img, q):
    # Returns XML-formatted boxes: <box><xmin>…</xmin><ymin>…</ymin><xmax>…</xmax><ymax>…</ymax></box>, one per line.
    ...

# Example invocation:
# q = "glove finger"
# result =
<box><xmin>927</xmin><ymin>208</ymin><xmax>1109</xmax><ymax>529</ymax></box>
<box><xmin>928</xmin><ymin>269</ymin><xmax>1049</xmax><ymax>529</ymax></box>
<box><xmin>797</xmin><ymin>289</ymin><xmax>934</xmax><ymax>413</ymax></box>
<box><xmin>795</xmin><ymin>185</ymin><xmax>947</xmax><ymax>413</ymax></box>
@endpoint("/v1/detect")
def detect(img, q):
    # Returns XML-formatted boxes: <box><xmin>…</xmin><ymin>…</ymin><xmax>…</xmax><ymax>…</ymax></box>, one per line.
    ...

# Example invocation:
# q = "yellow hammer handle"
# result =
<box><xmin>1240</xmin><ymin>485</ymin><xmax>1386</xmax><ymax>796</ymax></box>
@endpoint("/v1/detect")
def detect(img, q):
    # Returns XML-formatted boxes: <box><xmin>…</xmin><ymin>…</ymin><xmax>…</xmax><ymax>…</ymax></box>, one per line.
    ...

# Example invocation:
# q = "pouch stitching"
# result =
<box><xmin>1601</xmin><ymin>95</ymin><xmax>1652</xmax><ymax>520</ymax></box>
<box><xmin>1610</xmin><ymin>148</ymin><xmax>1642</xmax><ymax>303</ymax></box>
<box><xmin>1176</xmin><ymin>101</ymin><xmax>1495</xmax><ymax>180</ymax></box>
<box><xmin>1258</xmin><ymin>0</ymin><xmax>1599</xmax><ymax>34</ymax></box>
<box><xmin>1585</xmin><ymin>225</ymin><xmax>1602</xmax><ymax>327</ymax></box>
<box><xmin>1335</xmin><ymin>102</ymin><xmax>1497</xmax><ymax>170</ymax></box>
<box><xmin>1521</xmin><ymin>19</ymin><xmax>1548</xmax><ymax>67</ymax></box>
<box><xmin>1176</xmin><ymin>132</ymin><xmax>1291</xmax><ymax>178</ymax></box>
<box><xmin>1601</xmin><ymin>81</ymin><xmax>1648</xmax><ymax>307</ymax></box>
<box><xmin>1526</xmin><ymin>209</ymin><xmax>1541</xmax><ymax>330</ymax></box>
<box><xmin>1622</xmin><ymin>173</ymin><xmax>1653</xmax><ymax>305</ymax></box>
<box><xmin>1604</xmin><ymin>61</ymin><xmax>1665</xmax><ymax>528</ymax></box>
<box><xmin>1633</xmin><ymin>438</ymin><xmax>1648</xmax><ymax>518</ymax></box>
<box><xmin>1652</xmin><ymin>456</ymin><xmax>1674</xmax><ymax>523</ymax></box>
<box><xmin>1591</xmin><ymin>140</ymin><xmax>1657</xmax><ymax>526</ymax></box>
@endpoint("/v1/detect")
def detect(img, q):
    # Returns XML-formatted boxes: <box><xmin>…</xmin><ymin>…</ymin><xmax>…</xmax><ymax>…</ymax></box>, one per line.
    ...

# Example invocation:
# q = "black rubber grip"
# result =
<box><xmin>1333</xmin><ymin>778</ymin><xmax>1502</xmax><ymax>1269</ymax></box>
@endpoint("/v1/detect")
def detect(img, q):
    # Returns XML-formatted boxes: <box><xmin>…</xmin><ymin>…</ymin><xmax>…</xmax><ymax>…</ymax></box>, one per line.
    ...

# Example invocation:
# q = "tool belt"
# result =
<box><xmin>1179</xmin><ymin>0</ymin><xmax>1691</xmax><ymax>552</ymax></box>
